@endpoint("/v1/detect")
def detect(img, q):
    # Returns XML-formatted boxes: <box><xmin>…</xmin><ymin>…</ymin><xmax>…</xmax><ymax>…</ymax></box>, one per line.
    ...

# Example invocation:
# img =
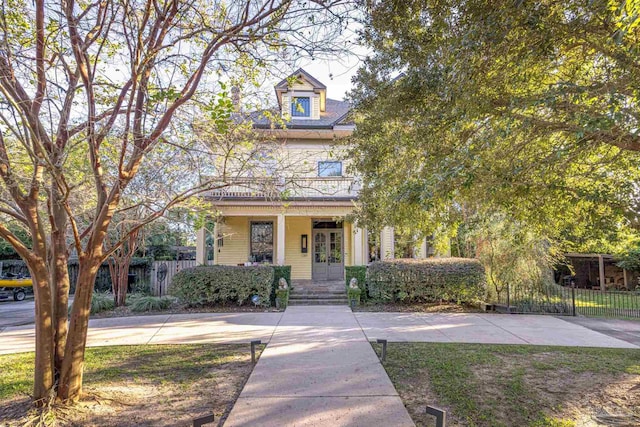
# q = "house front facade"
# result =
<box><xmin>194</xmin><ymin>69</ymin><xmax>428</xmax><ymax>282</ymax></box>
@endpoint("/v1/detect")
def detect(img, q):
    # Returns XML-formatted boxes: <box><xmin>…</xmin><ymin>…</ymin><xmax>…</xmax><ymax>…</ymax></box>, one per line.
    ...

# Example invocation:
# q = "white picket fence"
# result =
<box><xmin>150</xmin><ymin>260</ymin><xmax>214</xmax><ymax>296</ymax></box>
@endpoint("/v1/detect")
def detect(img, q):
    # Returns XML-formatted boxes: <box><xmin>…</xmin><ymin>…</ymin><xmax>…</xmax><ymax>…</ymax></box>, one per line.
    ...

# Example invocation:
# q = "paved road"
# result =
<box><xmin>0</xmin><ymin>298</ymin><xmax>36</xmax><ymax>329</ymax></box>
<box><xmin>0</xmin><ymin>297</ymin><xmax>75</xmax><ymax>330</ymax></box>
<box><xmin>561</xmin><ymin>316</ymin><xmax>640</xmax><ymax>347</ymax></box>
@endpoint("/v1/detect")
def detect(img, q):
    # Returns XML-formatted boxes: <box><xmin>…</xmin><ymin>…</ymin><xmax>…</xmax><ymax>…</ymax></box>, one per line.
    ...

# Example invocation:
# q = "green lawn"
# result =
<box><xmin>373</xmin><ymin>343</ymin><xmax>640</xmax><ymax>427</ymax></box>
<box><xmin>1</xmin><ymin>344</ymin><xmax>262</xmax><ymax>426</ymax></box>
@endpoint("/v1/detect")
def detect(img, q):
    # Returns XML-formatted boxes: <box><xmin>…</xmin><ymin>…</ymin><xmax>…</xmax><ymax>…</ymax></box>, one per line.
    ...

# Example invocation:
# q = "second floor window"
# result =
<box><xmin>291</xmin><ymin>97</ymin><xmax>310</xmax><ymax>117</ymax></box>
<box><xmin>318</xmin><ymin>161</ymin><xmax>342</xmax><ymax>177</ymax></box>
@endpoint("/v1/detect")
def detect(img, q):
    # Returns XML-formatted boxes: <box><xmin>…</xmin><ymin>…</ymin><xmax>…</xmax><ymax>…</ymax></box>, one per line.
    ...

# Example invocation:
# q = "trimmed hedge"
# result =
<box><xmin>275</xmin><ymin>289</ymin><xmax>290</xmax><ymax>309</ymax></box>
<box><xmin>169</xmin><ymin>265</ymin><xmax>273</xmax><ymax>307</ymax></box>
<box><xmin>367</xmin><ymin>258</ymin><xmax>486</xmax><ymax>304</ymax></box>
<box><xmin>271</xmin><ymin>266</ymin><xmax>292</xmax><ymax>305</ymax></box>
<box><xmin>345</xmin><ymin>266</ymin><xmax>368</xmax><ymax>301</ymax></box>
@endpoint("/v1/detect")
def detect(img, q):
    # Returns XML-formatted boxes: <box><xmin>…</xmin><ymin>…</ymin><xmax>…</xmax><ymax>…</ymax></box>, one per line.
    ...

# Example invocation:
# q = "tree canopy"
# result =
<box><xmin>0</xmin><ymin>0</ymin><xmax>354</xmax><ymax>404</ymax></box>
<box><xmin>350</xmin><ymin>0</ymin><xmax>640</xmax><ymax>252</ymax></box>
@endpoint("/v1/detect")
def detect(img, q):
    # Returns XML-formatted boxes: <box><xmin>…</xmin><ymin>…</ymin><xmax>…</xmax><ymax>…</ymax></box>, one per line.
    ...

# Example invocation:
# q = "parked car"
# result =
<box><xmin>0</xmin><ymin>272</ymin><xmax>33</xmax><ymax>301</ymax></box>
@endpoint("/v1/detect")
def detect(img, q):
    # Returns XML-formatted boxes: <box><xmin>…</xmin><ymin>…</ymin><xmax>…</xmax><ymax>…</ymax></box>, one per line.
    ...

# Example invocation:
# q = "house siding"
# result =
<box><xmin>215</xmin><ymin>214</ymin><xmax>356</xmax><ymax>280</ymax></box>
<box><xmin>285</xmin><ymin>217</ymin><xmax>312</xmax><ymax>280</ymax></box>
<box><xmin>217</xmin><ymin>216</ymin><xmax>281</xmax><ymax>265</ymax></box>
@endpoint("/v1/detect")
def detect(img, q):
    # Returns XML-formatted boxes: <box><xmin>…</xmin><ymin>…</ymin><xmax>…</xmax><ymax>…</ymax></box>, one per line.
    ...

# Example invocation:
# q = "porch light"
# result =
<box><xmin>301</xmin><ymin>234</ymin><xmax>308</xmax><ymax>253</ymax></box>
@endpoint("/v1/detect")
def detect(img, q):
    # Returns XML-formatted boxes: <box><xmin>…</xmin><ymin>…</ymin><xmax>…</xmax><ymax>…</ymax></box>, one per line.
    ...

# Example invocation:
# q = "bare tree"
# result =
<box><xmin>0</xmin><ymin>0</ymin><xmax>353</xmax><ymax>404</ymax></box>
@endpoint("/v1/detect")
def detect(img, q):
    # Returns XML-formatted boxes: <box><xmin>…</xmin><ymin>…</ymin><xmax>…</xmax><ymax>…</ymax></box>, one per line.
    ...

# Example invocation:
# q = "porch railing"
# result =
<box><xmin>206</xmin><ymin>177</ymin><xmax>360</xmax><ymax>200</ymax></box>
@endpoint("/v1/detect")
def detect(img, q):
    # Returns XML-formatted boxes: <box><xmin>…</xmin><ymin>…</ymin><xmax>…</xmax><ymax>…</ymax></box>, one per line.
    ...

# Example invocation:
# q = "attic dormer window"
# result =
<box><xmin>291</xmin><ymin>97</ymin><xmax>310</xmax><ymax>117</ymax></box>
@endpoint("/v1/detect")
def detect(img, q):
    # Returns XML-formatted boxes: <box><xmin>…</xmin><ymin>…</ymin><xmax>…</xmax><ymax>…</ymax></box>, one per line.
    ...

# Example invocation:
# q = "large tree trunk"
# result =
<box><xmin>30</xmin><ymin>258</ymin><xmax>55</xmax><ymax>403</ymax></box>
<box><xmin>50</xmin><ymin>186</ymin><xmax>70</xmax><ymax>378</ymax></box>
<box><xmin>58</xmin><ymin>256</ymin><xmax>100</xmax><ymax>402</ymax></box>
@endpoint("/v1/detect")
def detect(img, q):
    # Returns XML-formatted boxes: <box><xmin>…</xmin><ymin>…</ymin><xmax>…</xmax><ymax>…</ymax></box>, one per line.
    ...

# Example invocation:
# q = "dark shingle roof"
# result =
<box><xmin>251</xmin><ymin>98</ymin><xmax>352</xmax><ymax>129</ymax></box>
<box><xmin>275</xmin><ymin>68</ymin><xmax>327</xmax><ymax>91</ymax></box>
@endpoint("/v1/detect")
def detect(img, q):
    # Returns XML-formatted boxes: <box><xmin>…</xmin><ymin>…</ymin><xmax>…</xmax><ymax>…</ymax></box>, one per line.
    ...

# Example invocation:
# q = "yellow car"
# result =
<box><xmin>0</xmin><ymin>274</ymin><xmax>33</xmax><ymax>301</ymax></box>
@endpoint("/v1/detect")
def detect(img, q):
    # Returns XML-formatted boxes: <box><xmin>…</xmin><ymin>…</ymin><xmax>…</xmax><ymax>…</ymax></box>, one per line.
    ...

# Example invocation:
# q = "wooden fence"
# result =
<box><xmin>150</xmin><ymin>260</ymin><xmax>214</xmax><ymax>296</ymax></box>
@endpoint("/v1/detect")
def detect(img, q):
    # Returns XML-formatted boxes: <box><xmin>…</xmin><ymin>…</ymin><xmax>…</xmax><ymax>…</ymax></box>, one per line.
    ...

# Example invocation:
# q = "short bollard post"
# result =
<box><xmin>193</xmin><ymin>414</ymin><xmax>214</xmax><ymax>427</ymax></box>
<box><xmin>376</xmin><ymin>339</ymin><xmax>387</xmax><ymax>362</ymax></box>
<box><xmin>251</xmin><ymin>340</ymin><xmax>261</xmax><ymax>364</ymax></box>
<box><xmin>426</xmin><ymin>405</ymin><xmax>447</xmax><ymax>427</ymax></box>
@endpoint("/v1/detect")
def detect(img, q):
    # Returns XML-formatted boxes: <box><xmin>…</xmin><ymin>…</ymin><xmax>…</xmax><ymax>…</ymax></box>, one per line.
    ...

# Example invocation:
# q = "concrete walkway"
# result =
<box><xmin>0</xmin><ymin>312</ymin><xmax>282</xmax><ymax>355</ymax></box>
<box><xmin>354</xmin><ymin>312</ymin><xmax>639</xmax><ymax>348</ymax></box>
<box><xmin>1</xmin><ymin>310</ymin><xmax>637</xmax><ymax>426</ymax></box>
<box><xmin>1</xmin><ymin>311</ymin><xmax>637</xmax><ymax>356</ymax></box>
<box><xmin>223</xmin><ymin>306</ymin><xmax>415</xmax><ymax>427</ymax></box>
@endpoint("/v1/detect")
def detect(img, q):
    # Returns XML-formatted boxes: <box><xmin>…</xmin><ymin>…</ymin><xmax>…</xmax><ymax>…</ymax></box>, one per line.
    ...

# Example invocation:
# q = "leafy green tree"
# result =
<box><xmin>350</xmin><ymin>0</ymin><xmax>640</xmax><ymax>248</ymax></box>
<box><xmin>0</xmin><ymin>0</ymin><xmax>353</xmax><ymax>404</ymax></box>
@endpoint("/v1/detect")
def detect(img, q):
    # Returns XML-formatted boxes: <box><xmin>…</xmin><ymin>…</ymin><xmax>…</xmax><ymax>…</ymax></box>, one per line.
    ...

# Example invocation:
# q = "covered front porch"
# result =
<box><xmin>195</xmin><ymin>204</ymin><xmax>415</xmax><ymax>281</ymax></box>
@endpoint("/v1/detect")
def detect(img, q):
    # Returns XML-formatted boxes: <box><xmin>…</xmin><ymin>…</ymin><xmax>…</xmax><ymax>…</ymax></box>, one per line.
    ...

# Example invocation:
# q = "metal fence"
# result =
<box><xmin>571</xmin><ymin>287</ymin><xmax>640</xmax><ymax>318</ymax></box>
<box><xmin>489</xmin><ymin>283</ymin><xmax>640</xmax><ymax>319</ymax></box>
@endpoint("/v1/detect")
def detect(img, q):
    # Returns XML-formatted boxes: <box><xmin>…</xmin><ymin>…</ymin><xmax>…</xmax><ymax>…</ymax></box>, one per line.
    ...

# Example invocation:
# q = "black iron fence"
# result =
<box><xmin>489</xmin><ymin>283</ymin><xmax>640</xmax><ymax>319</ymax></box>
<box><xmin>571</xmin><ymin>287</ymin><xmax>640</xmax><ymax>318</ymax></box>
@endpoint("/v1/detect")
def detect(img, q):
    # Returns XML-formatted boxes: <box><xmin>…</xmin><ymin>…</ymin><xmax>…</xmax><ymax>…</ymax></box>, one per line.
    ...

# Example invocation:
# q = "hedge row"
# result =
<box><xmin>169</xmin><ymin>265</ymin><xmax>274</xmax><ymax>307</ymax></box>
<box><xmin>367</xmin><ymin>258</ymin><xmax>486</xmax><ymax>304</ymax></box>
<box><xmin>345</xmin><ymin>266</ymin><xmax>368</xmax><ymax>302</ymax></box>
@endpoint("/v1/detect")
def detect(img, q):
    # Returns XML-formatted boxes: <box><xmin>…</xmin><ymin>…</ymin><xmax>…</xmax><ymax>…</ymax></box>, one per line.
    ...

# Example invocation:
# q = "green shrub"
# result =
<box><xmin>275</xmin><ymin>288</ymin><xmax>290</xmax><ymax>309</ymax></box>
<box><xmin>129</xmin><ymin>295</ymin><xmax>175</xmax><ymax>312</ymax></box>
<box><xmin>345</xmin><ymin>266</ymin><xmax>367</xmax><ymax>301</ymax></box>
<box><xmin>90</xmin><ymin>293</ymin><xmax>115</xmax><ymax>314</ymax></box>
<box><xmin>367</xmin><ymin>258</ymin><xmax>486</xmax><ymax>304</ymax></box>
<box><xmin>271</xmin><ymin>266</ymin><xmax>291</xmax><ymax>305</ymax></box>
<box><xmin>347</xmin><ymin>287</ymin><xmax>361</xmax><ymax>306</ymax></box>
<box><xmin>169</xmin><ymin>265</ymin><xmax>273</xmax><ymax>307</ymax></box>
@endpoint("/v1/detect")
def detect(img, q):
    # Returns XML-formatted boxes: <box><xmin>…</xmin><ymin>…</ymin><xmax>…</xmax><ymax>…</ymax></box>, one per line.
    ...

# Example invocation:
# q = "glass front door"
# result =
<box><xmin>312</xmin><ymin>229</ymin><xmax>343</xmax><ymax>281</ymax></box>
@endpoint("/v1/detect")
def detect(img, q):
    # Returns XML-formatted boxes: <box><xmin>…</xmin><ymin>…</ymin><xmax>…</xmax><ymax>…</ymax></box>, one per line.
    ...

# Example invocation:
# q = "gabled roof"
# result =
<box><xmin>275</xmin><ymin>68</ymin><xmax>327</xmax><ymax>111</ymax></box>
<box><xmin>275</xmin><ymin>68</ymin><xmax>327</xmax><ymax>91</ymax></box>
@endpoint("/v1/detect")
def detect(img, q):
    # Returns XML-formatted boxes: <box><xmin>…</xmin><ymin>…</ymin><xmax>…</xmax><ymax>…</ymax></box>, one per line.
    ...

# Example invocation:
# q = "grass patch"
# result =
<box><xmin>1</xmin><ymin>344</ymin><xmax>263</xmax><ymax>425</ymax></box>
<box><xmin>373</xmin><ymin>343</ymin><xmax>640</xmax><ymax>427</ymax></box>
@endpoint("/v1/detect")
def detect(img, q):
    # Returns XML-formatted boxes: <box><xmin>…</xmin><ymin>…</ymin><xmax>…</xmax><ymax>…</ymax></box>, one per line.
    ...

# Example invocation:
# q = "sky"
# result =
<box><xmin>298</xmin><ymin>55</ymin><xmax>364</xmax><ymax>101</ymax></box>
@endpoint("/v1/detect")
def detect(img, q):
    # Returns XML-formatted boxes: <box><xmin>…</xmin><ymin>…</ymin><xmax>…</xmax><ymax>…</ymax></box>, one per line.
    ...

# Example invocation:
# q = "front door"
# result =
<box><xmin>312</xmin><ymin>229</ymin><xmax>344</xmax><ymax>281</ymax></box>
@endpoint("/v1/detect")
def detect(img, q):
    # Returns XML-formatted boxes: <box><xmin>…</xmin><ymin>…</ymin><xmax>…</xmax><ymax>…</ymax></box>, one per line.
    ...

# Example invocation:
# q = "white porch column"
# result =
<box><xmin>416</xmin><ymin>238</ymin><xmax>428</xmax><ymax>259</ymax></box>
<box><xmin>380</xmin><ymin>226</ymin><xmax>395</xmax><ymax>260</ymax></box>
<box><xmin>276</xmin><ymin>214</ymin><xmax>285</xmax><ymax>265</ymax></box>
<box><xmin>195</xmin><ymin>227</ymin><xmax>206</xmax><ymax>265</ymax></box>
<box><xmin>353</xmin><ymin>227</ymin><xmax>364</xmax><ymax>265</ymax></box>
<box><xmin>598</xmin><ymin>255</ymin><xmax>606</xmax><ymax>291</ymax></box>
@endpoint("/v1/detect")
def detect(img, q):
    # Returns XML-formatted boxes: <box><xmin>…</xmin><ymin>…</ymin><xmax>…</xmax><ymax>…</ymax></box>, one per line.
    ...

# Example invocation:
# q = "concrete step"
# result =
<box><xmin>288</xmin><ymin>298</ymin><xmax>349</xmax><ymax>305</ymax></box>
<box><xmin>290</xmin><ymin>294</ymin><xmax>346</xmax><ymax>300</ymax></box>
<box><xmin>290</xmin><ymin>291</ymin><xmax>346</xmax><ymax>297</ymax></box>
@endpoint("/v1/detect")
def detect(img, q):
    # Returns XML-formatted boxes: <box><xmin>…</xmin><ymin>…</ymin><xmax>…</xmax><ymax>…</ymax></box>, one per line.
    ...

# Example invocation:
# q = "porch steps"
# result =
<box><xmin>289</xmin><ymin>281</ymin><xmax>348</xmax><ymax>305</ymax></box>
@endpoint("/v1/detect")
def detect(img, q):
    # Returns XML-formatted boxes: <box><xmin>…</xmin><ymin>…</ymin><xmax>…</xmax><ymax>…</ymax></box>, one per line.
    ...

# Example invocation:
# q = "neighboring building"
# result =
<box><xmin>558</xmin><ymin>253</ymin><xmax>638</xmax><ymax>291</ymax></box>
<box><xmin>194</xmin><ymin>69</ymin><xmax>430</xmax><ymax>282</ymax></box>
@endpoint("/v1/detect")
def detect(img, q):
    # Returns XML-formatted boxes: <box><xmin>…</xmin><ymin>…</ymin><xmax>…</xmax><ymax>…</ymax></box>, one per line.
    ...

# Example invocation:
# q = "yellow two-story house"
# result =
<box><xmin>194</xmin><ymin>69</ymin><xmax>421</xmax><ymax>283</ymax></box>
